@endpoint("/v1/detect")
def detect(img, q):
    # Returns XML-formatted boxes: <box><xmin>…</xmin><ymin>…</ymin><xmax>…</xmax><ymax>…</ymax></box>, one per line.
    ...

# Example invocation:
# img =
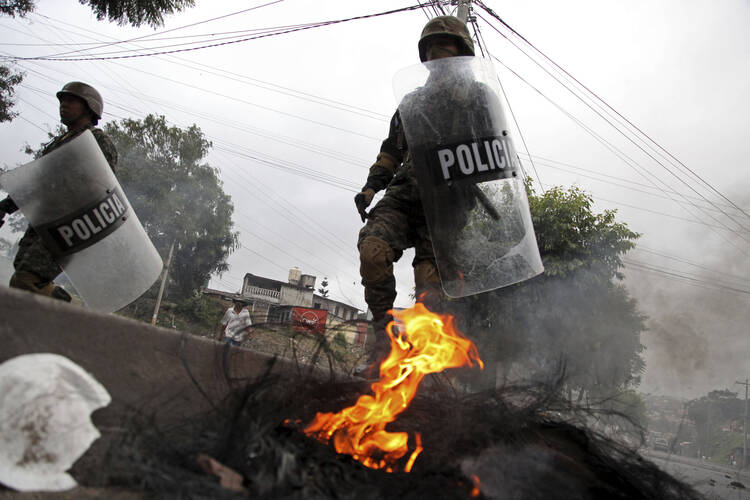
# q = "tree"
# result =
<box><xmin>104</xmin><ymin>115</ymin><xmax>238</xmax><ymax>299</ymax></box>
<box><xmin>687</xmin><ymin>389</ymin><xmax>744</xmax><ymax>456</ymax></box>
<box><xmin>0</xmin><ymin>0</ymin><xmax>195</xmax><ymax>124</ymax></box>
<box><xmin>455</xmin><ymin>183</ymin><xmax>645</xmax><ymax>399</ymax></box>
<box><xmin>80</xmin><ymin>0</ymin><xmax>195</xmax><ymax>28</ymax></box>
<box><xmin>2</xmin><ymin>0</ymin><xmax>193</xmax><ymax>27</ymax></box>
<box><xmin>318</xmin><ymin>277</ymin><xmax>330</xmax><ymax>298</ymax></box>
<box><xmin>0</xmin><ymin>1</ymin><xmax>34</xmax><ymax>17</ymax></box>
<box><xmin>0</xmin><ymin>65</ymin><xmax>24</xmax><ymax>124</ymax></box>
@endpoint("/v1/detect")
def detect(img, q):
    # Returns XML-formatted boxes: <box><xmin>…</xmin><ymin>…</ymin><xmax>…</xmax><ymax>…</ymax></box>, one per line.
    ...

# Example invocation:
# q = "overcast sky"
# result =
<box><xmin>1</xmin><ymin>0</ymin><xmax>749</xmax><ymax>398</ymax></box>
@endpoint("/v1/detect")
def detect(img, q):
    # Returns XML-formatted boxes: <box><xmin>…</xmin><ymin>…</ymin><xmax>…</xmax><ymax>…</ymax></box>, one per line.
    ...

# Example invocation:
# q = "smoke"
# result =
<box><xmin>625</xmin><ymin>193</ymin><xmax>750</xmax><ymax>398</ymax></box>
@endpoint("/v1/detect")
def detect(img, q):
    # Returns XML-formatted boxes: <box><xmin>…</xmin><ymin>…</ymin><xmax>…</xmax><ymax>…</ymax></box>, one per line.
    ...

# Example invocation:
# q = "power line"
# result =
<box><xmin>9</xmin><ymin>5</ymin><xmax>425</xmax><ymax>61</ymax></box>
<box><xmin>521</xmin><ymin>155</ymin><xmax>748</xmax><ymax>217</ymax></box>
<box><xmin>17</xmin><ymin>13</ymin><xmax>390</xmax><ymax>121</ymax></box>
<box><xmin>34</xmin><ymin>0</ymin><xmax>287</xmax><ymax>58</ymax></box>
<box><xmin>486</xmin><ymin>51</ymin><xmax>750</xmax><ymax>254</ymax></box>
<box><xmin>474</xmin><ymin>2</ymin><xmax>750</xmax><ymax>234</ymax></box>
<box><xmin>475</xmin><ymin>0</ymin><xmax>750</xmax><ymax>225</ymax></box>
<box><xmin>471</xmin><ymin>14</ymin><xmax>543</xmax><ymax>189</ymax></box>
<box><xmin>633</xmin><ymin>245</ymin><xmax>750</xmax><ymax>287</ymax></box>
<box><xmin>624</xmin><ymin>259</ymin><xmax>750</xmax><ymax>298</ymax></box>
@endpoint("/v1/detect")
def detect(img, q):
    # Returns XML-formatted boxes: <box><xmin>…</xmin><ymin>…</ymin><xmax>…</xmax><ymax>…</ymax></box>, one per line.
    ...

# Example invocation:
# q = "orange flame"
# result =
<box><xmin>470</xmin><ymin>474</ymin><xmax>481</xmax><ymax>497</ymax></box>
<box><xmin>303</xmin><ymin>302</ymin><xmax>483</xmax><ymax>472</ymax></box>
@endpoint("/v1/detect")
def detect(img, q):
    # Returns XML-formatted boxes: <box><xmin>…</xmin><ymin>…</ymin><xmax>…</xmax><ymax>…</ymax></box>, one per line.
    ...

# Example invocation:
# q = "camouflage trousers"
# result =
<box><xmin>357</xmin><ymin>168</ymin><xmax>443</xmax><ymax>320</ymax></box>
<box><xmin>12</xmin><ymin>228</ymin><xmax>62</xmax><ymax>283</ymax></box>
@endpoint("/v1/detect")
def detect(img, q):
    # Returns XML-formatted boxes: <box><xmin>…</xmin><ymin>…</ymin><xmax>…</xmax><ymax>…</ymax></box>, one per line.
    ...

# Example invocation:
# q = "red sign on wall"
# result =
<box><xmin>291</xmin><ymin>307</ymin><xmax>328</xmax><ymax>335</ymax></box>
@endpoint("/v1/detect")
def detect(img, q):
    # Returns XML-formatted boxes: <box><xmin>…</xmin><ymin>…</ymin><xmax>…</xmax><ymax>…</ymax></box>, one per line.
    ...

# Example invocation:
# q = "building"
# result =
<box><xmin>208</xmin><ymin>267</ymin><xmax>366</xmax><ymax>346</ymax></box>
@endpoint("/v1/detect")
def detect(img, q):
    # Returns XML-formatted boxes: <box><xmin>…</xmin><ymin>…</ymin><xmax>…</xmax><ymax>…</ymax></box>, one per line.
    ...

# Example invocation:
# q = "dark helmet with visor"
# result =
<box><xmin>418</xmin><ymin>15</ymin><xmax>475</xmax><ymax>62</ymax></box>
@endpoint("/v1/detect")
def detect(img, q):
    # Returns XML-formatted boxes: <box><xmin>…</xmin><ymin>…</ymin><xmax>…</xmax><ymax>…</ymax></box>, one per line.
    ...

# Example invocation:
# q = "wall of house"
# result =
<box><xmin>279</xmin><ymin>285</ymin><xmax>313</xmax><ymax>307</ymax></box>
<box><xmin>314</xmin><ymin>296</ymin><xmax>359</xmax><ymax>322</ymax></box>
<box><xmin>250</xmin><ymin>302</ymin><xmax>271</xmax><ymax>325</ymax></box>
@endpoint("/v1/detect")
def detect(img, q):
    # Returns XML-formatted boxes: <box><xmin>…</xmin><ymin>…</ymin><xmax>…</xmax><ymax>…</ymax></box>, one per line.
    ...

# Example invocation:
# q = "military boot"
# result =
<box><xmin>355</xmin><ymin>313</ymin><xmax>393</xmax><ymax>380</ymax></box>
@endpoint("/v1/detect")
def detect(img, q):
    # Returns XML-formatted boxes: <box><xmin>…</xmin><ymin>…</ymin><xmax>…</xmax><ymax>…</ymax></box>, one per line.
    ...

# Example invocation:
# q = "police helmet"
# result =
<box><xmin>418</xmin><ymin>16</ymin><xmax>475</xmax><ymax>62</ymax></box>
<box><xmin>56</xmin><ymin>81</ymin><xmax>103</xmax><ymax>119</ymax></box>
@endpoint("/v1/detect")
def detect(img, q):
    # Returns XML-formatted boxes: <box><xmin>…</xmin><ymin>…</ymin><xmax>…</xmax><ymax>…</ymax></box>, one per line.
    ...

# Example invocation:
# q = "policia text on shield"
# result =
<box><xmin>0</xmin><ymin>82</ymin><xmax>162</xmax><ymax>312</ymax></box>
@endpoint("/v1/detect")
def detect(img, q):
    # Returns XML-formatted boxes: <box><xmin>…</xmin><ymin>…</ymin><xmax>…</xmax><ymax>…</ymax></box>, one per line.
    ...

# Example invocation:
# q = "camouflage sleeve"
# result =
<box><xmin>363</xmin><ymin>111</ymin><xmax>405</xmax><ymax>193</ymax></box>
<box><xmin>91</xmin><ymin>127</ymin><xmax>118</xmax><ymax>173</ymax></box>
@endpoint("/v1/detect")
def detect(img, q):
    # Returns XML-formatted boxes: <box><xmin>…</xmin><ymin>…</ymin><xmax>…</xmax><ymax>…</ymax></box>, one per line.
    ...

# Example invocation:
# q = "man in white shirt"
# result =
<box><xmin>218</xmin><ymin>299</ymin><xmax>253</xmax><ymax>346</ymax></box>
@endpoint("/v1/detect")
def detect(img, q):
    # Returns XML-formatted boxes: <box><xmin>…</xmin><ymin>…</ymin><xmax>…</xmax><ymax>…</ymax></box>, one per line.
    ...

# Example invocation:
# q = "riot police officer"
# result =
<box><xmin>354</xmin><ymin>17</ymin><xmax>475</xmax><ymax>373</ymax></box>
<box><xmin>0</xmin><ymin>82</ymin><xmax>118</xmax><ymax>300</ymax></box>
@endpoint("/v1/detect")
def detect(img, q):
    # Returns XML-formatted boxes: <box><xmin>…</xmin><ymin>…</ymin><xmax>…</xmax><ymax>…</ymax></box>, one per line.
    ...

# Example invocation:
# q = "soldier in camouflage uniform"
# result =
<box><xmin>0</xmin><ymin>82</ymin><xmax>118</xmax><ymax>301</ymax></box>
<box><xmin>354</xmin><ymin>17</ymin><xmax>475</xmax><ymax>371</ymax></box>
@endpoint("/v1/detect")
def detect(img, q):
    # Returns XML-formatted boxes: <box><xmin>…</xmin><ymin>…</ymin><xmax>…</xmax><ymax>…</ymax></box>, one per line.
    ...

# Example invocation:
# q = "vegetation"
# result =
<box><xmin>0</xmin><ymin>66</ymin><xmax>23</xmax><ymax>124</ymax></box>
<box><xmin>687</xmin><ymin>389</ymin><xmax>745</xmax><ymax>459</ymax></box>
<box><xmin>1</xmin><ymin>0</ymin><xmax>193</xmax><ymax>27</ymax></box>
<box><xmin>80</xmin><ymin>0</ymin><xmax>195</xmax><ymax>27</ymax></box>
<box><xmin>0</xmin><ymin>0</ymin><xmax>195</xmax><ymax>127</ymax></box>
<box><xmin>105</xmin><ymin>115</ymin><xmax>239</xmax><ymax>300</ymax></box>
<box><xmin>457</xmin><ymin>183</ymin><xmax>645</xmax><ymax>411</ymax></box>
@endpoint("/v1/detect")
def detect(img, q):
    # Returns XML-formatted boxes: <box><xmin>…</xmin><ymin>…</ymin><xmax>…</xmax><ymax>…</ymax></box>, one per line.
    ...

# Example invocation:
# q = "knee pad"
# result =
<box><xmin>414</xmin><ymin>260</ymin><xmax>440</xmax><ymax>288</ymax></box>
<box><xmin>359</xmin><ymin>236</ymin><xmax>395</xmax><ymax>283</ymax></box>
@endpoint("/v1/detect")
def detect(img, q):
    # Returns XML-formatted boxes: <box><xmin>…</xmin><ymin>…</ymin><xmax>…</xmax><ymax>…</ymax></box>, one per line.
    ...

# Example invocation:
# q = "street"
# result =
<box><xmin>643</xmin><ymin>450</ymin><xmax>749</xmax><ymax>500</ymax></box>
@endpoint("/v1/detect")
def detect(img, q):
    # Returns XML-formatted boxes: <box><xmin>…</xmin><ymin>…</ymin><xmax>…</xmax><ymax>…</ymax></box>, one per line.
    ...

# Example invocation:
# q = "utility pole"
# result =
<box><xmin>151</xmin><ymin>239</ymin><xmax>176</xmax><ymax>326</ymax></box>
<box><xmin>736</xmin><ymin>379</ymin><xmax>749</xmax><ymax>471</ymax></box>
<box><xmin>455</xmin><ymin>0</ymin><xmax>471</xmax><ymax>23</ymax></box>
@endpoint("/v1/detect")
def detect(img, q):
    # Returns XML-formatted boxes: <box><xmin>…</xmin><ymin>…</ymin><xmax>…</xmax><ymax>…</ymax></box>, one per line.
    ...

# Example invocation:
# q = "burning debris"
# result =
<box><xmin>304</xmin><ymin>303</ymin><xmax>483</xmax><ymax>472</ymax></box>
<box><xmin>84</xmin><ymin>352</ymin><xmax>703</xmax><ymax>499</ymax></box>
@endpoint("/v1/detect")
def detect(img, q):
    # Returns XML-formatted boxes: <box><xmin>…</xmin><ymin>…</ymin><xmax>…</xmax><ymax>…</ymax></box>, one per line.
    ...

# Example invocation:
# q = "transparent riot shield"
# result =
<box><xmin>394</xmin><ymin>56</ymin><xmax>543</xmax><ymax>297</ymax></box>
<box><xmin>0</xmin><ymin>130</ymin><xmax>162</xmax><ymax>312</ymax></box>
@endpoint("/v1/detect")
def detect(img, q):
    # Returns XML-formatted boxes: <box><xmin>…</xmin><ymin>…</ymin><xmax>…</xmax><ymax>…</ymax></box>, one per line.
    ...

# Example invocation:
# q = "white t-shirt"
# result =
<box><xmin>221</xmin><ymin>307</ymin><xmax>252</xmax><ymax>341</ymax></box>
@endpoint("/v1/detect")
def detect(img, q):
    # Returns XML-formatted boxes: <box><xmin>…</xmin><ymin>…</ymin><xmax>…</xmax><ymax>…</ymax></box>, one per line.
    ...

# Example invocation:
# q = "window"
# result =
<box><xmin>314</xmin><ymin>302</ymin><xmax>321</xmax><ymax>309</ymax></box>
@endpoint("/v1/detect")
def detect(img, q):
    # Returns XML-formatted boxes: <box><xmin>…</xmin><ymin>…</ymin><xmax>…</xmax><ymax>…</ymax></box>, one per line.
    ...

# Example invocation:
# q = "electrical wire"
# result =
<box><xmin>487</xmin><ymin>52</ymin><xmax>750</xmax><ymax>255</ymax></box>
<box><xmin>35</xmin><ymin>0</ymin><xmax>287</xmax><ymax>58</ymax></box>
<box><xmin>471</xmin><ymin>13</ymin><xmax>543</xmax><ymax>189</ymax></box>
<box><xmin>32</xmin><ymin>13</ymin><xmax>390</xmax><ymax>121</ymax></box>
<box><xmin>475</xmin><ymin>0</ymin><xmax>750</xmax><ymax>225</ymax></box>
<box><xmin>475</xmin><ymin>3</ymin><xmax>750</xmax><ymax>235</ymax></box>
<box><xmin>9</xmin><ymin>5</ymin><xmax>425</xmax><ymax>61</ymax></box>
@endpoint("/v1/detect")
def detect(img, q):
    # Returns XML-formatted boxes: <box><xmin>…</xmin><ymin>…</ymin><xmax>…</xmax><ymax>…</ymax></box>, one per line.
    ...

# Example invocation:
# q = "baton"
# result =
<box><xmin>470</xmin><ymin>184</ymin><xmax>501</xmax><ymax>221</ymax></box>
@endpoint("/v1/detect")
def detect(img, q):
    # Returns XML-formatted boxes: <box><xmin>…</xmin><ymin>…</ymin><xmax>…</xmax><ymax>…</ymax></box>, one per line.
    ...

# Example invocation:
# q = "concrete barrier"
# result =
<box><xmin>0</xmin><ymin>285</ymin><xmax>296</xmax><ymax>424</ymax></box>
<box><xmin>0</xmin><ymin>285</ymin><xmax>314</xmax><ymax>497</ymax></box>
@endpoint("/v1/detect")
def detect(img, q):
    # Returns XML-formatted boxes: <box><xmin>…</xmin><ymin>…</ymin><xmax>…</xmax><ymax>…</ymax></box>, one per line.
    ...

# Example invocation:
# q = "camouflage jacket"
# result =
<box><xmin>0</xmin><ymin>125</ymin><xmax>118</xmax><ymax>214</ymax></box>
<box><xmin>362</xmin><ymin>110</ymin><xmax>407</xmax><ymax>193</ymax></box>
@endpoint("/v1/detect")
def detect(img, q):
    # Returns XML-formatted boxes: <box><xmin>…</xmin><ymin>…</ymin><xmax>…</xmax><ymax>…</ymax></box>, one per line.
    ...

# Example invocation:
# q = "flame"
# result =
<box><xmin>303</xmin><ymin>302</ymin><xmax>483</xmax><ymax>472</ymax></box>
<box><xmin>470</xmin><ymin>474</ymin><xmax>481</xmax><ymax>498</ymax></box>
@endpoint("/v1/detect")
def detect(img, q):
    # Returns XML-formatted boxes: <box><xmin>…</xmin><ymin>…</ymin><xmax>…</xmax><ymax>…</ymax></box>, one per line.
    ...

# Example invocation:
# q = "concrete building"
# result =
<box><xmin>206</xmin><ymin>267</ymin><xmax>366</xmax><ymax>346</ymax></box>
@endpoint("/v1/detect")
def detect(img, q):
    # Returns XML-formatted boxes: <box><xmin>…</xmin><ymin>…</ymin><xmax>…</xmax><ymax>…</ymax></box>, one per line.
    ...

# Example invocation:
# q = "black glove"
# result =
<box><xmin>354</xmin><ymin>188</ymin><xmax>375</xmax><ymax>222</ymax></box>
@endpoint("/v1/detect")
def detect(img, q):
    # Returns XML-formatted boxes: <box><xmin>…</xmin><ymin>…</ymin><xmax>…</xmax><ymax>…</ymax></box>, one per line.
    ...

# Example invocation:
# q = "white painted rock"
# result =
<box><xmin>0</xmin><ymin>353</ymin><xmax>111</xmax><ymax>491</ymax></box>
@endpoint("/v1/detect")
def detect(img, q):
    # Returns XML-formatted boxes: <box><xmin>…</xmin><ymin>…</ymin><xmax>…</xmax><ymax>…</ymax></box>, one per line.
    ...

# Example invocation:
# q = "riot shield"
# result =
<box><xmin>394</xmin><ymin>56</ymin><xmax>543</xmax><ymax>297</ymax></box>
<box><xmin>0</xmin><ymin>130</ymin><xmax>162</xmax><ymax>312</ymax></box>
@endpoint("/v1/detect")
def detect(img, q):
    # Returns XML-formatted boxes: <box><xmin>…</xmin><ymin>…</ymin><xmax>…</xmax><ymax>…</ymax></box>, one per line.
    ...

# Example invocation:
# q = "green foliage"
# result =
<box><xmin>528</xmin><ymin>184</ymin><xmax>638</xmax><ymax>281</ymax></box>
<box><xmin>0</xmin><ymin>65</ymin><xmax>24</xmax><ymax>123</ymax></box>
<box><xmin>687</xmin><ymin>389</ymin><xmax>744</xmax><ymax>455</ymax></box>
<box><xmin>3</xmin><ymin>0</ymin><xmax>194</xmax><ymax>28</ymax></box>
<box><xmin>176</xmin><ymin>291</ymin><xmax>225</xmax><ymax>328</ymax></box>
<box><xmin>0</xmin><ymin>0</ymin><xmax>34</xmax><ymax>17</ymax></box>
<box><xmin>456</xmin><ymin>182</ymin><xmax>645</xmax><ymax>397</ymax></box>
<box><xmin>104</xmin><ymin>115</ymin><xmax>238</xmax><ymax>299</ymax></box>
<box><xmin>80</xmin><ymin>0</ymin><xmax>195</xmax><ymax>27</ymax></box>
